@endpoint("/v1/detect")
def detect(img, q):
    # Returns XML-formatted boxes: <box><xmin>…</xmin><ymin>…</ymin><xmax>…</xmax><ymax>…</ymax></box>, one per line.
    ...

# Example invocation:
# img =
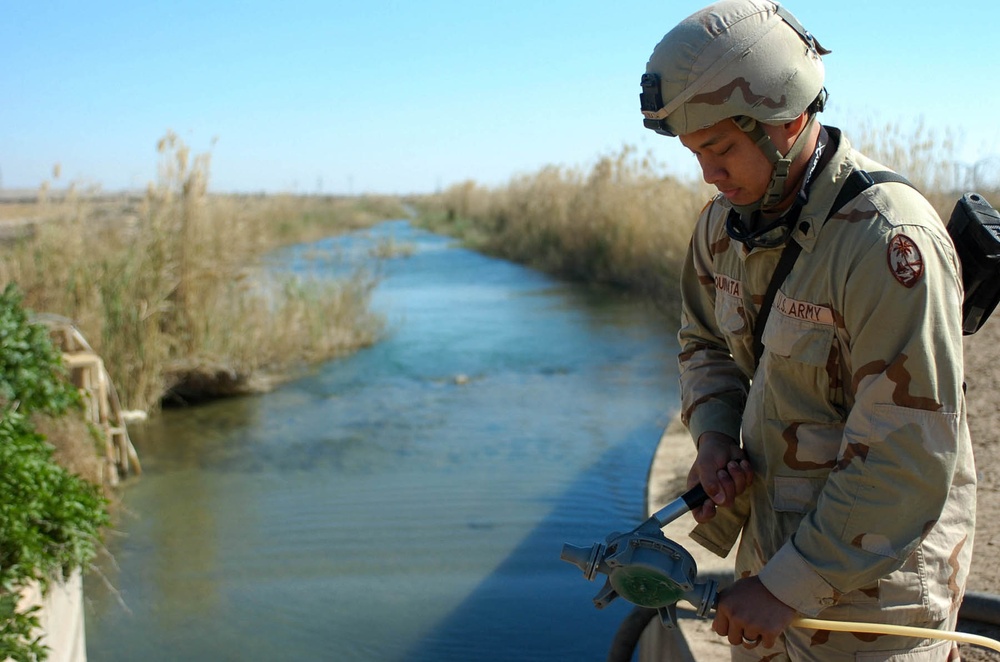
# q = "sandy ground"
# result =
<box><xmin>640</xmin><ymin>315</ymin><xmax>1000</xmax><ymax>660</ymax></box>
<box><xmin>957</xmin><ymin>316</ymin><xmax>1000</xmax><ymax>660</ymax></box>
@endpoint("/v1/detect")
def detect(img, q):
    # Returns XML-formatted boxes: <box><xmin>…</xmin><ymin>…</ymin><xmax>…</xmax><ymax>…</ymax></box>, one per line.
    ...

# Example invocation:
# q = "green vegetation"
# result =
<box><xmin>0</xmin><ymin>284</ymin><xmax>109</xmax><ymax>662</ymax></box>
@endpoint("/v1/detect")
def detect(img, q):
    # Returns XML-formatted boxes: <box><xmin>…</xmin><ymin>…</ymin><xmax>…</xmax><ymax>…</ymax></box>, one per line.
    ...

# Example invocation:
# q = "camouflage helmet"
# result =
<box><xmin>640</xmin><ymin>0</ymin><xmax>828</xmax><ymax>137</ymax></box>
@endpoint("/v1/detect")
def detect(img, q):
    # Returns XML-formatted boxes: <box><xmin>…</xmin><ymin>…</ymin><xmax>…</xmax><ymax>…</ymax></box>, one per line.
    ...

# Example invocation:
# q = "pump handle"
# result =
<box><xmin>681</xmin><ymin>483</ymin><xmax>709</xmax><ymax>510</ymax></box>
<box><xmin>651</xmin><ymin>483</ymin><xmax>709</xmax><ymax>528</ymax></box>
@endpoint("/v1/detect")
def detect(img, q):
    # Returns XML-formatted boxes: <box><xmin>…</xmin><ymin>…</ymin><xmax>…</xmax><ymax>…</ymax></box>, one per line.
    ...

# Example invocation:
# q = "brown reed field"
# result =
<box><xmin>0</xmin><ymin>132</ymin><xmax>406</xmax><ymax>414</ymax></box>
<box><xmin>418</xmin><ymin>145</ymin><xmax>715</xmax><ymax>311</ymax></box>
<box><xmin>3</xmin><ymin>122</ymin><xmax>995</xmax><ymax>415</ymax></box>
<box><xmin>417</xmin><ymin>121</ymin><xmax>999</xmax><ymax>318</ymax></box>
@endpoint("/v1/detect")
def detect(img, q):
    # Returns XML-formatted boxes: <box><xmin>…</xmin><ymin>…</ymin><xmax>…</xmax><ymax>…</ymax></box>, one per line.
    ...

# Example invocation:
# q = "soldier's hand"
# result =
<box><xmin>687</xmin><ymin>432</ymin><xmax>752</xmax><ymax>523</ymax></box>
<box><xmin>713</xmin><ymin>576</ymin><xmax>795</xmax><ymax>649</ymax></box>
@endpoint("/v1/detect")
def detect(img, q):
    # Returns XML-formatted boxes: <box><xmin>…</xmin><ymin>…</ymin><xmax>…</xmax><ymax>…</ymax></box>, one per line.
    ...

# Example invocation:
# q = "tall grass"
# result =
<box><xmin>0</xmin><ymin>133</ymin><xmax>404</xmax><ymax>413</ymax></box>
<box><xmin>419</xmin><ymin>145</ymin><xmax>712</xmax><ymax>308</ymax></box>
<box><xmin>847</xmin><ymin>118</ymin><xmax>993</xmax><ymax>214</ymax></box>
<box><xmin>418</xmin><ymin>124</ymin><xmax>999</xmax><ymax>313</ymax></box>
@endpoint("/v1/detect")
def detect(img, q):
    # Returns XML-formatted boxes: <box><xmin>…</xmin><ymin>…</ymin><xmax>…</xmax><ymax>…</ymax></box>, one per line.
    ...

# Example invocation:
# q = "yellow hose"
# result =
<box><xmin>792</xmin><ymin>616</ymin><xmax>1000</xmax><ymax>654</ymax></box>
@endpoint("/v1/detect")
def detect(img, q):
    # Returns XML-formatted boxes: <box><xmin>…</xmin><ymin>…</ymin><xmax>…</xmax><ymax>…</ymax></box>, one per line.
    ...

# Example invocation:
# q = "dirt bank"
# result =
<box><xmin>958</xmin><ymin>317</ymin><xmax>1000</xmax><ymax>660</ymax></box>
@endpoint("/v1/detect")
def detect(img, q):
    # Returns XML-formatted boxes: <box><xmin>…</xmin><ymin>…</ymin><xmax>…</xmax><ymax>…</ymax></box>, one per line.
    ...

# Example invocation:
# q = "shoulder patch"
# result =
<box><xmin>887</xmin><ymin>234</ymin><xmax>924</xmax><ymax>288</ymax></box>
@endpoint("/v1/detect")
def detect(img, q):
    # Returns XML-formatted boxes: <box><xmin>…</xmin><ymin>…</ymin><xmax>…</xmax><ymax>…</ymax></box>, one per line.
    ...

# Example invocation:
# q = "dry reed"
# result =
<box><xmin>420</xmin><ymin>145</ymin><xmax>713</xmax><ymax>308</ymax></box>
<box><xmin>418</xmin><ymin>124</ymin><xmax>999</xmax><ymax>313</ymax></box>
<box><xmin>846</xmin><ymin>118</ymin><xmax>1000</xmax><ymax>216</ymax></box>
<box><xmin>0</xmin><ymin>132</ymin><xmax>403</xmax><ymax>413</ymax></box>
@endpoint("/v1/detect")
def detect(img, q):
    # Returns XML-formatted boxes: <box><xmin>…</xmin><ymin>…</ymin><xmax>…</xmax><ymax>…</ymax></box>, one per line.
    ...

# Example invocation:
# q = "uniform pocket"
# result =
<box><xmin>773</xmin><ymin>475</ymin><xmax>825</xmax><ymax>513</ymax></box>
<box><xmin>761</xmin><ymin>311</ymin><xmax>834</xmax><ymax>365</ymax></box>
<box><xmin>761</xmin><ymin>311</ymin><xmax>843</xmax><ymax>424</ymax></box>
<box><xmin>713</xmin><ymin>282</ymin><xmax>749</xmax><ymax>337</ymax></box>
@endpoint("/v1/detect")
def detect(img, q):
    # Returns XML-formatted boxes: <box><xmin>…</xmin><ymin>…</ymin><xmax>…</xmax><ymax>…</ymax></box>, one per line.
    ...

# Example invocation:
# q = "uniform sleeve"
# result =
<box><xmin>758</xmin><ymin>219</ymin><xmax>967</xmax><ymax>616</ymax></box>
<box><xmin>677</xmin><ymin>203</ymin><xmax>750</xmax><ymax>446</ymax></box>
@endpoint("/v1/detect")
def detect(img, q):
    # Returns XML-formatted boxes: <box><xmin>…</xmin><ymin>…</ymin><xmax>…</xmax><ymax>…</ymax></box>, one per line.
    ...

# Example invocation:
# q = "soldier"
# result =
<box><xmin>642</xmin><ymin>1</ymin><xmax>977</xmax><ymax>659</ymax></box>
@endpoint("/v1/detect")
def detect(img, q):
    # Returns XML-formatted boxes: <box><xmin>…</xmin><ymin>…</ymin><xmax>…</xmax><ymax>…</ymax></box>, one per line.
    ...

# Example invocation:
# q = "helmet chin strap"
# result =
<box><xmin>731</xmin><ymin>114</ymin><xmax>818</xmax><ymax>217</ymax></box>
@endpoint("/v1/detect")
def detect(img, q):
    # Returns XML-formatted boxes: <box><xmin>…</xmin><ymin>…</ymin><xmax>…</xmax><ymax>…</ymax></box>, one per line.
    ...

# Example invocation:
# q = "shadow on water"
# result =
<box><xmin>402</xmin><ymin>418</ymin><xmax>674</xmax><ymax>662</ymax></box>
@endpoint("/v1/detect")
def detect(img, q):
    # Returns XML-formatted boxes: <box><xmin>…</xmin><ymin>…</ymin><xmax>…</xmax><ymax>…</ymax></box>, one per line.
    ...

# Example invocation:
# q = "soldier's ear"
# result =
<box><xmin>762</xmin><ymin>112</ymin><xmax>813</xmax><ymax>156</ymax></box>
<box><xmin>783</xmin><ymin>112</ymin><xmax>809</xmax><ymax>138</ymax></box>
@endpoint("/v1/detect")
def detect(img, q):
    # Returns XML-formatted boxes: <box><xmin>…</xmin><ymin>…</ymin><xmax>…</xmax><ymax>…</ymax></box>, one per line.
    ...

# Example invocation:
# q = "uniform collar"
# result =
<box><xmin>790</xmin><ymin>126</ymin><xmax>854</xmax><ymax>253</ymax></box>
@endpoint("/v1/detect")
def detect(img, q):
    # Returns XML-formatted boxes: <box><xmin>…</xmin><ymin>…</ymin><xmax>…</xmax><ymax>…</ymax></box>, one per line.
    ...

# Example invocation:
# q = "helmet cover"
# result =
<box><xmin>642</xmin><ymin>0</ymin><xmax>827</xmax><ymax>136</ymax></box>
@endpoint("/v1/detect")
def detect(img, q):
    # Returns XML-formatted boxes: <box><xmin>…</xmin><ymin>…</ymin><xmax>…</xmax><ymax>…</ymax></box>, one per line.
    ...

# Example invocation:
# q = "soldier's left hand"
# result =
<box><xmin>713</xmin><ymin>576</ymin><xmax>795</xmax><ymax>649</ymax></box>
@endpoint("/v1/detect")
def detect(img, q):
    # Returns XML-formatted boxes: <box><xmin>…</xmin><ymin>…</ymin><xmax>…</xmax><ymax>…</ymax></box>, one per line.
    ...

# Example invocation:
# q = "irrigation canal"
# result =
<box><xmin>84</xmin><ymin>219</ymin><xmax>683</xmax><ymax>661</ymax></box>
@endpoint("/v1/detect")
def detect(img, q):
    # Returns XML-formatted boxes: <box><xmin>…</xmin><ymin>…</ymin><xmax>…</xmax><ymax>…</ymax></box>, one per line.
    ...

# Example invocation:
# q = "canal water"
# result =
<box><xmin>84</xmin><ymin>220</ymin><xmax>683</xmax><ymax>661</ymax></box>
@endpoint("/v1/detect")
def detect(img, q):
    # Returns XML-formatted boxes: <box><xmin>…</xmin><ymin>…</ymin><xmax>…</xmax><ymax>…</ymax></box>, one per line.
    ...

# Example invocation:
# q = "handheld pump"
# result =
<box><xmin>560</xmin><ymin>484</ymin><xmax>715</xmax><ymax>630</ymax></box>
<box><xmin>561</xmin><ymin>485</ymin><xmax>1000</xmax><ymax>654</ymax></box>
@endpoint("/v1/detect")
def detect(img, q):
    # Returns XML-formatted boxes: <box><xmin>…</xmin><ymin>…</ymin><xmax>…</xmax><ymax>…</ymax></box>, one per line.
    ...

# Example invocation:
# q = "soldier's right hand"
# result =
<box><xmin>687</xmin><ymin>432</ymin><xmax>753</xmax><ymax>524</ymax></box>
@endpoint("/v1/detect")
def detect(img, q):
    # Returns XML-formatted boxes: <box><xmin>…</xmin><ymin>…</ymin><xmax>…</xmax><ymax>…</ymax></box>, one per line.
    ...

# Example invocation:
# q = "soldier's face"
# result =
<box><xmin>679</xmin><ymin>119</ymin><xmax>776</xmax><ymax>207</ymax></box>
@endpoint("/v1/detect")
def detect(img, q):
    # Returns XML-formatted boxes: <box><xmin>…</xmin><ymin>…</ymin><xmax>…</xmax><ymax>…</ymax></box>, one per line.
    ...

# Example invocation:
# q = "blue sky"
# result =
<box><xmin>3</xmin><ymin>1</ymin><xmax>998</xmax><ymax>195</ymax></box>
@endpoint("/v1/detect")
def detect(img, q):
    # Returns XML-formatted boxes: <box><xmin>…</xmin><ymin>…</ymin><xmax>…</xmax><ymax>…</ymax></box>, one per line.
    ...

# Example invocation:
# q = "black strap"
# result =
<box><xmin>828</xmin><ymin>170</ymin><xmax>914</xmax><ymax>220</ymax></box>
<box><xmin>752</xmin><ymin>239</ymin><xmax>802</xmax><ymax>365</ymax></box>
<box><xmin>750</xmin><ymin>169</ymin><xmax>916</xmax><ymax>367</ymax></box>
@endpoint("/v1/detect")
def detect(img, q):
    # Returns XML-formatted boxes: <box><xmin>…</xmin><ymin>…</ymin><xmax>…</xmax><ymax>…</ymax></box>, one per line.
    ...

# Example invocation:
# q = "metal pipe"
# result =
<box><xmin>651</xmin><ymin>483</ymin><xmax>708</xmax><ymax>527</ymax></box>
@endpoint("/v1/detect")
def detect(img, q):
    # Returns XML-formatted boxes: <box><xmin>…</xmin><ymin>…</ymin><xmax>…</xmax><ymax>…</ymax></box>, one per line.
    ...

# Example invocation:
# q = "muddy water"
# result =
<box><xmin>84</xmin><ymin>221</ymin><xmax>683</xmax><ymax>661</ymax></box>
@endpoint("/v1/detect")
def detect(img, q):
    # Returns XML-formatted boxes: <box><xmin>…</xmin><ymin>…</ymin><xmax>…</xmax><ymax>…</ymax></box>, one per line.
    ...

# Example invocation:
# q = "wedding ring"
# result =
<box><xmin>742</xmin><ymin>634</ymin><xmax>762</xmax><ymax>647</ymax></box>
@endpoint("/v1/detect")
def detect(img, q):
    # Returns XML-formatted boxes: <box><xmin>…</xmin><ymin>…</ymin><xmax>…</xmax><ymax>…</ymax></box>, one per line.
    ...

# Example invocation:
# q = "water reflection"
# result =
<box><xmin>85</xmin><ymin>221</ymin><xmax>681</xmax><ymax>661</ymax></box>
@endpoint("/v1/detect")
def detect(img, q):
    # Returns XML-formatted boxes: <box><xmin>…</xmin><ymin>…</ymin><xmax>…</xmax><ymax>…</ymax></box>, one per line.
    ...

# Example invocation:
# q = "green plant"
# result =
<box><xmin>0</xmin><ymin>593</ymin><xmax>44</xmax><ymax>662</ymax></box>
<box><xmin>0</xmin><ymin>284</ymin><xmax>109</xmax><ymax>661</ymax></box>
<box><xmin>0</xmin><ymin>284</ymin><xmax>79</xmax><ymax>414</ymax></box>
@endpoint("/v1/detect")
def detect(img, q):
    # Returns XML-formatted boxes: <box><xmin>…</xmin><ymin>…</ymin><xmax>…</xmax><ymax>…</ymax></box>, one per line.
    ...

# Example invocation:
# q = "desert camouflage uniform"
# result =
<box><xmin>678</xmin><ymin>128</ymin><xmax>977</xmax><ymax>660</ymax></box>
